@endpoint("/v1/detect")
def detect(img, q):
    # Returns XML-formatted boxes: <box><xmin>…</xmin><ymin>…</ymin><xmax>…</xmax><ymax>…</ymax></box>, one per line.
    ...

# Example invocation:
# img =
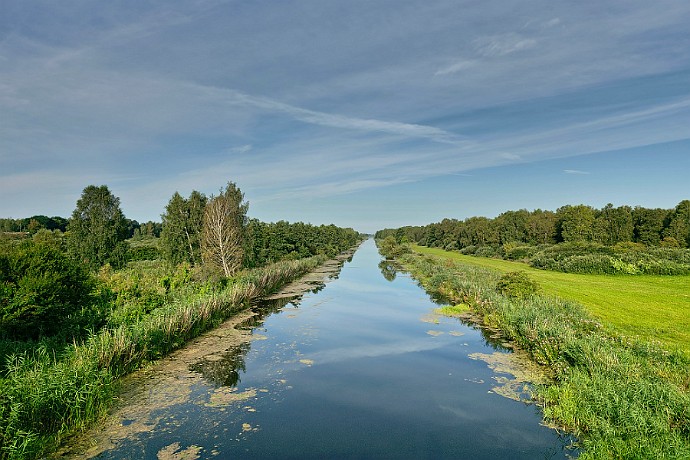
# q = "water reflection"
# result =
<box><xmin>73</xmin><ymin>241</ymin><xmax>575</xmax><ymax>460</ymax></box>
<box><xmin>188</xmin><ymin>342</ymin><xmax>250</xmax><ymax>387</ymax></box>
<box><xmin>378</xmin><ymin>260</ymin><xmax>398</xmax><ymax>281</ymax></box>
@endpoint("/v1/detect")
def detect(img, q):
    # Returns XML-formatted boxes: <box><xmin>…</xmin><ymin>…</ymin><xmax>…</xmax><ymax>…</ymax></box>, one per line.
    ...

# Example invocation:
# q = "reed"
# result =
<box><xmin>0</xmin><ymin>254</ymin><xmax>328</xmax><ymax>459</ymax></box>
<box><xmin>400</xmin><ymin>251</ymin><xmax>690</xmax><ymax>459</ymax></box>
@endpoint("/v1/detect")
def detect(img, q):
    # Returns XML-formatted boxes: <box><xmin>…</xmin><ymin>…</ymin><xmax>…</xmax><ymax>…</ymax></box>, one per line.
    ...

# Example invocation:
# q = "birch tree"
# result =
<box><xmin>202</xmin><ymin>182</ymin><xmax>248</xmax><ymax>276</ymax></box>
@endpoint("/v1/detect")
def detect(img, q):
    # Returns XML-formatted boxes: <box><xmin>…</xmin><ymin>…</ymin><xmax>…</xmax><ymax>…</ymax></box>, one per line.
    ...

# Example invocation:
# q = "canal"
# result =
<box><xmin>66</xmin><ymin>239</ymin><xmax>573</xmax><ymax>459</ymax></box>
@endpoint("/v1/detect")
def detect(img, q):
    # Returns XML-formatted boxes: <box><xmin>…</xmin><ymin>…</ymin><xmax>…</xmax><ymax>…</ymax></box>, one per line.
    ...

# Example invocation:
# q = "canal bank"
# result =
<box><xmin>60</xmin><ymin>239</ymin><xmax>572</xmax><ymax>459</ymax></box>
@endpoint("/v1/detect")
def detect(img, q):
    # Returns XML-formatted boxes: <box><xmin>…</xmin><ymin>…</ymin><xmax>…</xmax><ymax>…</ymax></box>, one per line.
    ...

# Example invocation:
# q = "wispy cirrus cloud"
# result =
<box><xmin>1</xmin><ymin>0</ymin><xmax>689</xmax><ymax>229</ymax></box>
<box><xmin>434</xmin><ymin>60</ymin><xmax>477</xmax><ymax>76</ymax></box>
<box><xmin>473</xmin><ymin>33</ymin><xmax>537</xmax><ymax>57</ymax></box>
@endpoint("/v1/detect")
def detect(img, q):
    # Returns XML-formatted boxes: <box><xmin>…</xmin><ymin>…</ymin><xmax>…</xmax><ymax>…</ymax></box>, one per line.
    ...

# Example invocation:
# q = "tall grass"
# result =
<box><xmin>414</xmin><ymin>245</ymin><xmax>690</xmax><ymax>354</ymax></box>
<box><xmin>0</xmin><ymin>255</ymin><xmax>326</xmax><ymax>459</ymax></box>
<box><xmin>400</xmin><ymin>252</ymin><xmax>690</xmax><ymax>459</ymax></box>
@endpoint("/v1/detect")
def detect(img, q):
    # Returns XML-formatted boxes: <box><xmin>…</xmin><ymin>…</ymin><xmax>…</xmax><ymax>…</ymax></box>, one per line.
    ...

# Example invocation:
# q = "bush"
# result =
<box><xmin>496</xmin><ymin>271</ymin><xmax>540</xmax><ymax>299</ymax></box>
<box><xmin>377</xmin><ymin>236</ymin><xmax>410</xmax><ymax>259</ymax></box>
<box><xmin>473</xmin><ymin>246</ymin><xmax>500</xmax><ymax>258</ymax></box>
<box><xmin>503</xmin><ymin>243</ymin><xmax>538</xmax><ymax>260</ymax></box>
<box><xmin>0</xmin><ymin>241</ymin><xmax>97</xmax><ymax>340</ymax></box>
<box><xmin>528</xmin><ymin>243</ymin><xmax>690</xmax><ymax>275</ymax></box>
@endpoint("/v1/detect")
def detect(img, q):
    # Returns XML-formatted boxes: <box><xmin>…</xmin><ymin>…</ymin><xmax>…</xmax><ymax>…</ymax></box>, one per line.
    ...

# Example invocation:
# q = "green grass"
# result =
<box><xmin>414</xmin><ymin>245</ymin><xmax>690</xmax><ymax>355</ymax></box>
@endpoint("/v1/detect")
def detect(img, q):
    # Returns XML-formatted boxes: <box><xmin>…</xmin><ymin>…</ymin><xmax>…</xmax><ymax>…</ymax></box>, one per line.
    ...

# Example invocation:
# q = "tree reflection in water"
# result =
<box><xmin>189</xmin><ymin>342</ymin><xmax>251</xmax><ymax>387</ymax></box>
<box><xmin>378</xmin><ymin>260</ymin><xmax>398</xmax><ymax>282</ymax></box>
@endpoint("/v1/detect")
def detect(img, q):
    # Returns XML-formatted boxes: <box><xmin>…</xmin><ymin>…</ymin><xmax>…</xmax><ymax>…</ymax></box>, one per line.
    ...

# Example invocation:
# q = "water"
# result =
<box><xmin>83</xmin><ymin>239</ymin><xmax>574</xmax><ymax>459</ymax></box>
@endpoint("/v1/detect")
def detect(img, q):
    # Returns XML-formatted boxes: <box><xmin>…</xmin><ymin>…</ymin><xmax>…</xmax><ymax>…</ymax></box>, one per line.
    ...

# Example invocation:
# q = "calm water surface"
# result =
<box><xmin>94</xmin><ymin>239</ymin><xmax>574</xmax><ymax>459</ymax></box>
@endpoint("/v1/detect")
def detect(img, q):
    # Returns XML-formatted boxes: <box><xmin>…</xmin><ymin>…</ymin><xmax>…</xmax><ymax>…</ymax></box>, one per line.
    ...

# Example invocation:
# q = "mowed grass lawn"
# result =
<box><xmin>413</xmin><ymin>245</ymin><xmax>690</xmax><ymax>355</ymax></box>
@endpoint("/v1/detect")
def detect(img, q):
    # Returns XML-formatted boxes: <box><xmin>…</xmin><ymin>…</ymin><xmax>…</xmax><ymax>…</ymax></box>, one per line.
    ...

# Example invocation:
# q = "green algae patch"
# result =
<box><xmin>299</xmin><ymin>359</ymin><xmax>314</xmax><ymax>366</ymax></box>
<box><xmin>426</xmin><ymin>330</ymin><xmax>444</xmax><ymax>336</ymax></box>
<box><xmin>469</xmin><ymin>351</ymin><xmax>548</xmax><ymax>403</ymax></box>
<box><xmin>420</xmin><ymin>313</ymin><xmax>441</xmax><ymax>324</ymax></box>
<box><xmin>206</xmin><ymin>388</ymin><xmax>258</xmax><ymax>407</ymax></box>
<box><xmin>157</xmin><ymin>442</ymin><xmax>202</xmax><ymax>460</ymax></box>
<box><xmin>435</xmin><ymin>304</ymin><xmax>472</xmax><ymax>318</ymax></box>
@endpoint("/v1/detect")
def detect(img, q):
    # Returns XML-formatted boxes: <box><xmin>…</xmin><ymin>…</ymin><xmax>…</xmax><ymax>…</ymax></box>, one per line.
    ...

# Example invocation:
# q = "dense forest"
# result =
<box><xmin>0</xmin><ymin>182</ymin><xmax>362</xmax><ymax>459</ymax></box>
<box><xmin>376</xmin><ymin>200</ymin><xmax>690</xmax><ymax>275</ymax></box>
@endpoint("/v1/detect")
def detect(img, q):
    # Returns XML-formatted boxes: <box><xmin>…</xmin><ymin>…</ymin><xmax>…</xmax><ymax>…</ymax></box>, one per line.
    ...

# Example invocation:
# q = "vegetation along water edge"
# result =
<box><xmin>377</xmin><ymin>238</ymin><xmax>690</xmax><ymax>459</ymax></box>
<box><xmin>0</xmin><ymin>182</ymin><xmax>364</xmax><ymax>459</ymax></box>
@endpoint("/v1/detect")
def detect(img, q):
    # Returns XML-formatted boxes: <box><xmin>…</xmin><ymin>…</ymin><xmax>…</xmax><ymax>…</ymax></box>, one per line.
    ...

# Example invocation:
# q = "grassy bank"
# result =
<box><xmin>413</xmin><ymin>245</ymin><xmax>690</xmax><ymax>355</ymax></box>
<box><xmin>0</xmin><ymin>254</ymin><xmax>331</xmax><ymax>459</ymax></box>
<box><xmin>398</xmin><ymin>249</ymin><xmax>690</xmax><ymax>459</ymax></box>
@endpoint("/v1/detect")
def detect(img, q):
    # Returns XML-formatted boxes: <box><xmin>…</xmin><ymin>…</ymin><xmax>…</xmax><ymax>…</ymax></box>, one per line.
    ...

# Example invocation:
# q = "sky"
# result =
<box><xmin>2</xmin><ymin>1</ymin><xmax>689</xmax><ymax>233</ymax></box>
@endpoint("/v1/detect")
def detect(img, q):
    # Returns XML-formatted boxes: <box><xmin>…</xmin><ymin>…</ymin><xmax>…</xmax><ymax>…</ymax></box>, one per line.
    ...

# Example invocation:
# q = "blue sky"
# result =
<box><xmin>2</xmin><ymin>1</ymin><xmax>689</xmax><ymax>233</ymax></box>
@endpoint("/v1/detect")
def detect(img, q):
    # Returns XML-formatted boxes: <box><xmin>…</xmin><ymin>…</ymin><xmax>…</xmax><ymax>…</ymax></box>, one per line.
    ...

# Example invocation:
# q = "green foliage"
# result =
<box><xmin>400</xmin><ymin>251</ymin><xmax>690</xmax><ymax>459</ymax></box>
<box><xmin>0</xmin><ymin>240</ymin><xmax>99</xmax><ymax>340</ymax></box>
<box><xmin>414</xmin><ymin>244</ymin><xmax>690</xmax><ymax>354</ymax></box>
<box><xmin>0</xmin><ymin>206</ymin><xmax>361</xmax><ymax>458</ymax></box>
<box><xmin>556</xmin><ymin>204</ymin><xmax>596</xmax><ymax>243</ymax></box>
<box><xmin>378</xmin><ymin>200</ymin><xmax>689</xmax><ymax>258</ymax></box>
<box><xmin>633</xmin><ymin>206</ymin><xmax>669</xmax><ymax>246</ymax></box>
<box><xmin>126</xmin><ymin>236</ymin><xmax>161</xmax><ymax>262</ymax></box>
<box><xmin>529</xmin><ymin>243</ymin><xmax>690</xmax><ymax>275</ymax></box>
<box><xmin>376</xmin><ymin>236</ymin><xmax>410</xmax><ymax>259</ymax></box>
<box><xmin>0</xmin><ymin>255</ymin><xmax>332</xmax><ymax>458</ymax></box>
<box><xmin>245</xmin><ymin>219</ymin><xmax>362</xmax><ymax>267</ymax></box>
<box><xmin>160</xmin><ymin>190</ymin><xmax>207</xmax><ymax>266</ymax></box>
<box><xmin>502</xmin><ymin>242</ymin><xmax>537</xmax><ymax>260</ymax></box>
<box><xmin>66</xmin><ymin>185</ymin><xmax>129</xmax><ymax>270</ymax></box>
<box><xmin>495</xmin><ymin>271</ymin><xmax>540</xmax><ymax>298</ymax></box>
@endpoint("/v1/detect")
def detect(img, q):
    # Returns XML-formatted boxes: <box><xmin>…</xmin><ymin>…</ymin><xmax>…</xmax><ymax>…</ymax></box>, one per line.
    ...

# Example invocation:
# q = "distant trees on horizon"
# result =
<box><xmin>376</xmin><ymin>200</ymin><xmax>690</xmax><ymax>250</ymax></box>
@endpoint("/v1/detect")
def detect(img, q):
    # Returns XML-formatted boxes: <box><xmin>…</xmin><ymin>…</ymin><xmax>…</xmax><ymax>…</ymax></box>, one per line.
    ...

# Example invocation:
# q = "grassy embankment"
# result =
<box><xmin>399</xmin><ymin>246</ymin><xmax>690</xmax><ymax>459</ymax></box>
<box><xmin>0</xmin><ymin>254</ymin><xmax>333</xmax><ymax>459</ymax></box>
<box><xmin>413</xmin><ymin>245</ymin><xmax>690</xmax><ymax>355</ymax></box>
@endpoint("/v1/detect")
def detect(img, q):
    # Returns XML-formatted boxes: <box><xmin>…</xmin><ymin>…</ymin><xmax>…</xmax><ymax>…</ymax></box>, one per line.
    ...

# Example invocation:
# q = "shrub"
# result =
<box><xmin>474</xmin><ymin>246</ymin><xmax>499</xmax><ymax>258</ymax></box>
<box><xmin>496</xmin><ymin>271</ymin><xmax>540</xmax><ymax>299</ymax></box>
<box><xmin>377</xmin><ymin>236</ymin><xmax>410</xmax><ymax>259</ymax></box>
<box><xmin>503</xmin><ymin>243</ymin><xmax>538</xmax><ymax>260</ymax></box>
<box><xmin>0</xmin><ymin>241</ymin><xmax>97</xmax><ymax>340</ymax></box>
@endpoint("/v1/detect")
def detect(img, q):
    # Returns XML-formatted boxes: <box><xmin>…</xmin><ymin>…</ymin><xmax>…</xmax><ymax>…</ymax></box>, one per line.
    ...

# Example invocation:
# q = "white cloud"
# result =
<box><xmin>434</xmin><ymin>60</ymin><xmax>476</xmax><ymax>76</ymax></box>
<box><xmin>2</xmin><ymin>0</ymin><xmax>690</xmax><ymax>225</ymax></box>
<box><xmin>473</xmin><ymin>34</ymin><xmax>537</xmax><ymax>57</ymax></box>
<box><xmin>543</xmin><ymin>18</ymin><xmax>561</xmax><ymax>28</ymax></box>
<box><xmin>564</xmin><ymin>169</ymin><xmax>590</xmax><ymax>175</ymax></box>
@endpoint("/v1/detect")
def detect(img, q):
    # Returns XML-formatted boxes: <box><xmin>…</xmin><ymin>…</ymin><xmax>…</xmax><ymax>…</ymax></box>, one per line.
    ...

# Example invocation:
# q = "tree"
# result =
<box><xmin>495</xmin><ymin>209</ymin><xmax>529</xmax><ymax>245</ymax></box>
<box><xmin>66</xmin><ymin>185</ymin><xmax>128</xmax><ymax>270</ymax></box>
<box><xmin>201</xmin><ymin>182</ymin><xmax>248</xmax><ymax>277</ymax></box>
<box><xmin>663</xmin><ymin>200</ymin><xmax>690</xmax><ymax>248</ymax></box>
<box><xmin>525</xmin><ymin>209</ymin><xmax>557</xmax><ymax>245</ymax></box>
<box><xmin>556</xmin><ymin>205</ymin><xmax>595</xmax><ymax>243</ymax></box>
<box><xmin>595</xmin><ymin>204</ymin><xmax>634</xmax><ymax>245</ymax></box>
<box><xmin>160</xmin><ymin>191</ymin><xmax>207</xmax><ymax>265</ymax></box>
<box><xmin>633</xmin><ymin>207</ymin><xmax>668</xmax><ymax>246</ymax></box>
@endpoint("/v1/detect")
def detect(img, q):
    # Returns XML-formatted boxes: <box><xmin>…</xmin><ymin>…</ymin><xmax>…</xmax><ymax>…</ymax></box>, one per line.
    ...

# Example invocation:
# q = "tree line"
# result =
<box><xmin>0</xmin><ymin>215</ymin><xmax>160</xmax><ymax>240</ymax></box>
<box><xmin>1</xmin><ymin>182</ymin><xmax>362</xmax><ymax>340</ymax></box>
<box><xmin>377</xmin><ymin>200</ymin><xmax>690</xmax><ymax>250</ymax></box>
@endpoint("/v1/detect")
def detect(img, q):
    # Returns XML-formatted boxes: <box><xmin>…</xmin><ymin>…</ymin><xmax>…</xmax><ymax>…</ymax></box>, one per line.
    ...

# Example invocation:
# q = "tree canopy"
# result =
<box><xmin>160</xmin><ymin>190</ymin><xmax>207</xmax><ymax>265</ymax></box>
<box><xmin>66</xmin><ymin>185</ymin><xmax>128</xmax><ymax>270</ymax></box>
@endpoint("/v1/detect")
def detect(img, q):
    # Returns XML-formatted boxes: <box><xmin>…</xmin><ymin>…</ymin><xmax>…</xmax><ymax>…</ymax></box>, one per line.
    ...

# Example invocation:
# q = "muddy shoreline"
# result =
<box><xmin>55</xmin><ymin>248</ymin><xmax>358</xmax><ymax>459</ymax></box>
